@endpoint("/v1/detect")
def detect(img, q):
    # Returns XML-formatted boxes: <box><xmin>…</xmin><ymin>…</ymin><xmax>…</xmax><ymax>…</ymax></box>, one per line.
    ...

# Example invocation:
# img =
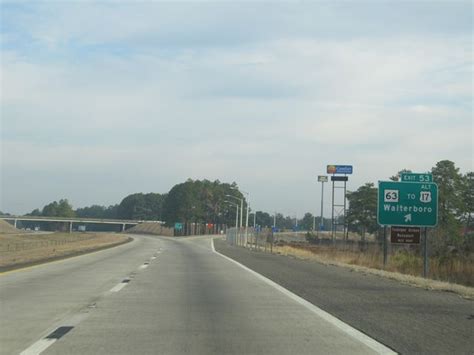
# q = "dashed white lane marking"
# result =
<box><xmin>20</xmin><ymin>338</ymin><xmax>56</xmax><ymax>355</ymax></box>
<box><xmin>110</xmin><ymin>281</ymin><xmax>129</xmax><ymax>292</ymax></box>
<box><xmin>211</xmin><ymin>239</ymin><xmax>396</xmax><ymax>355</ymax></box>
<box><xmin>20</xmin><ymin>320</ymin><xmax>82</xmax><ymax>355</ymax></box>
<box><xmin>139</xmin><ymin>264</ymin><xmax>149</xmax><ymax>270</ymax></box>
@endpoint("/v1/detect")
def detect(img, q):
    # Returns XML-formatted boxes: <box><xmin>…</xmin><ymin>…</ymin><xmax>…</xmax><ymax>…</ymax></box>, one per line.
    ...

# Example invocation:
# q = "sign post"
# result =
<box><xmin>423</xmin><ymin>228</ymin><xmax>429</xmax><ymax>277</ymax></box>
<box><xmin>317</xmin><ymin>175</ymin><xmax>328</xmax><ymax>231</ymax></box>
<box><xmin>327</xmin><ymin>165</ymin><xmax>352</xmax><ymax>242</ymax></box>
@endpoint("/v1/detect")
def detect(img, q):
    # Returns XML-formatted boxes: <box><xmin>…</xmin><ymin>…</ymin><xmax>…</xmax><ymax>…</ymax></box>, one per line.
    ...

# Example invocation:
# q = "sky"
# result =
<box><xmin>1</xmin><ymin>0</ymin><xmax>473</xmax><ymax>217</ymax></box>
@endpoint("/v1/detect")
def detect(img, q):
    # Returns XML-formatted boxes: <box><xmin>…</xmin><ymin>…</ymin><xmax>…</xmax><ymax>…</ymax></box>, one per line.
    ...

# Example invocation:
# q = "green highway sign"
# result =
<box><xmin>400</xmin><ymin>173</ymin><xmax>433</xmax><ymax>183</ymax></box>
<box><xmin>378</xmin><ymin>181</ymin><xmax>438</xmax><ymax>227</ymax></box>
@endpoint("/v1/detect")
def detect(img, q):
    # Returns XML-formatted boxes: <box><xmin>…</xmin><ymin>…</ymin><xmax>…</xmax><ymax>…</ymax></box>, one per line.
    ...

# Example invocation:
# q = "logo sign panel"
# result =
<box><xmin>377</xmin><ymin>181</ymin><xmax>438</xmax><ymax>227</ymax></box>
<box><xmin>390</xmin><ymin>226</ymin><xmax>421</xmax><ymax>244</ymax></box>
<box><xmin>318</xmin><ymin>175</ymin><xmax>329</xmax><ymax>182</ymax></box>
<box><xmin>400</xmin><ymin>173</ymin><xmax>433</xmax><ymax>183</ymax></box>
<box><xmin>327</xmin><ymin>165</ymin><xmax>353</xmax><ymax>175</ymax></box>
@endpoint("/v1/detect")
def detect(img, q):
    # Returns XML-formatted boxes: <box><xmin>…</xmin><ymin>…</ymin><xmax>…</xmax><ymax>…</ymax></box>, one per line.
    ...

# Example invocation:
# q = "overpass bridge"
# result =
<box><xmin>0</xmin><ymin>216</ymin><xmax>163</xmax><ymax>233</ymax></box>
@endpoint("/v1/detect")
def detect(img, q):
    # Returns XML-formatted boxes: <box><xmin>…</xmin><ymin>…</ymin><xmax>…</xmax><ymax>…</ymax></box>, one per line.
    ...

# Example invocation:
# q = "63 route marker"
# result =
<box><xmin>377</xmin><ymin>181</ymin><xmax>438</xmax><ymax>227</ymax></box>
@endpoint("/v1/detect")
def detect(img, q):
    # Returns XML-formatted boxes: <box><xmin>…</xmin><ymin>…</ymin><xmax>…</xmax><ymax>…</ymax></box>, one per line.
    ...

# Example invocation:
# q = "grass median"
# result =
<box><xmin>0</xmin><ymin>232</ymin><xmax>131</xmax><ymax>271</ymax></box>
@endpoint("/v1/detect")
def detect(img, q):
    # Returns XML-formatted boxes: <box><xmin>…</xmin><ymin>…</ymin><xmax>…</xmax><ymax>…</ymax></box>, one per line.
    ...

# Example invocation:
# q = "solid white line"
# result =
<box><xmin>20</xmin><ymin>338</ymin><xmax>56</xmax><ymax>355</ymax></box>
<box><xmin>211</xmin><ymin>239</ymin><xmax>396</xmax><ymax>355</ymax></box>
<box><xmin>110</xmin><ymin>282</ymin><xmax>128</xmax><ymax>292</ymax></box>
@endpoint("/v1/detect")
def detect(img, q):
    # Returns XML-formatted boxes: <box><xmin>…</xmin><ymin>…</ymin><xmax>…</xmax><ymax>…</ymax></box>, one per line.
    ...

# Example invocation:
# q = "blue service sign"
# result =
<box><xmin>327</xmin><ymin>165</ymin><xmax>353</xmax><ymax>174</ymax></box>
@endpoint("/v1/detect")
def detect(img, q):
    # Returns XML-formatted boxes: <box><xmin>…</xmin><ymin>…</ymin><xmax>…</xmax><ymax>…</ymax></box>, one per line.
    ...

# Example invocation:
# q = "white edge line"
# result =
<box><xmin>211</xmin><ymin>239</ymin><xmax>396</xmax><ymax>355</ymax></box>
<box><xmin>20</xmin><ymin>338</ymin><xmax>56</xmax><ymax>355</ymax></box>
<box><xmin>110</xmin><ymin>282</ymin><xmax>128</xmax><ymax>292</ymax></box>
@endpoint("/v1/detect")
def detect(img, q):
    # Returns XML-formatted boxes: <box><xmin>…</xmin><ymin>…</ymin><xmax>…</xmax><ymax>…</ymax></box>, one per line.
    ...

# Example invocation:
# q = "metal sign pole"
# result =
<box><xmin>383</xmin><ymin>226</ymin><xmax>388</xmax><ymax>267</ymax></box>
<box><xmin>423</xmin><ymin>227</ymin><xmax>429</xmax><ymax>277</ymax></box>
<box><xmin>343</xmin><ymin>179</ymin><xmax>347</xmax><ymax>241</ymax></box>
<box><xmin>331</xmin><ymin>178</ymin><xmax>335</xmax><ymax>242</ymax></box>
<box><xmin>321</xmin><ymin>181</ymin><xmax>324</xmax><ymax>231</ymax></box>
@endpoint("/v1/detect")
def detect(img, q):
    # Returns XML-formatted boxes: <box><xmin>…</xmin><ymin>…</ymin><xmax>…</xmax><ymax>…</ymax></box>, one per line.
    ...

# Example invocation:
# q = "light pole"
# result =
<box><xmin>226</xmin><ymin>194</ymin><xmax>243</xmax><ymax>228</ymax></box>
<box><xmin>241</xmin><ymin>190</ymin><xmax>250</xmax><ymax>243</ymax></box>
<box><xmin>224</xmin><ymin>200</ymin><xmax>239</xmax><ymax>245</ymax></box>
<box><xmin>224</xmin><ymin>201</ymin><xmax>239</xmax><ymax>228</ymax></box>
<box><xmin>226</xmin><ymin>194</ymin><xmax>243</xmax><ymax>245</ymax></box>
<box><xmin>318</xmin><ymin>175</ymin><xmax>328</xmax><ymax>232</ymax></box>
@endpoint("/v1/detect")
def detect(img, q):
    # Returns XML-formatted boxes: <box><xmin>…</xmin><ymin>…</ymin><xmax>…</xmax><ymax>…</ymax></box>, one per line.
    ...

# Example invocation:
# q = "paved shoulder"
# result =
<box><xmin>213</xmin><ymin>239</ymin><xmax>474</xmax><ymax>354</ymax></box>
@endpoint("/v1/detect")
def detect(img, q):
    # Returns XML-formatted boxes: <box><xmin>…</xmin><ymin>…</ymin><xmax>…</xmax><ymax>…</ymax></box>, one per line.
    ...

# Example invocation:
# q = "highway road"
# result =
<box><xmin>0</xmin><ymin>235</ymin><xmax>393</xmax><ymax>355</ymax></box>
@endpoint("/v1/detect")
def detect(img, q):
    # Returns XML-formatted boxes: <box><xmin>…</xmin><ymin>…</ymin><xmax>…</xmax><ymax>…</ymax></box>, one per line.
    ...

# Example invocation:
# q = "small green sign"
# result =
<box><xmin>400</xmin><ymin>173</ymin><xmax>433</xmax><ymax>183</ymax></box>
<box><xmin>378</xmin><ymin>181</ymin><xmax>438</xmax><ymax>227</ymax></box>
<box><xmin>174</xmin><ymin>222</ymin><xmax>184</xmax><ymax>230</ymax></box>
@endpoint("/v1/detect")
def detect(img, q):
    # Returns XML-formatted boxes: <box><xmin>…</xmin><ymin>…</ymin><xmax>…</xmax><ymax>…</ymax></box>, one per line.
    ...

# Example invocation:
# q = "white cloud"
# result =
<box><xmin>1</xmin><ymin>1</ymin><xmax>472</xmax><ymax>215</ymax></box>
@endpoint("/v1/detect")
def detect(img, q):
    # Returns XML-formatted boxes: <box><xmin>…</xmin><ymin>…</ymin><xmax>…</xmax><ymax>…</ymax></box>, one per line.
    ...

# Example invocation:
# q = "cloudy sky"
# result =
<box><xmin>1</xmin><ymin>0</ymin><xmax>472</xmax><ymax>216</ymax></box>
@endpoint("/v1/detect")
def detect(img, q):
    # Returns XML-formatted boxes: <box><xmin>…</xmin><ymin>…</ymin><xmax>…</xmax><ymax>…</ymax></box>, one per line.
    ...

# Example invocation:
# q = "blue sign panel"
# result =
<box><xmin>327</xmin><ymin>165</ymin><xmax>353</xmax><ymax>174</ymax></box>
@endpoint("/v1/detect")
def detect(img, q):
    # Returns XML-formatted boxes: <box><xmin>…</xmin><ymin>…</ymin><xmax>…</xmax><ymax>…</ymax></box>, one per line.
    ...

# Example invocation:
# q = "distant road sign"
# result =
<box><xmin>391</xmin><ymin>226</ymin><xmax>421</xmax><ymax>244</ymax></box>
<box><xmin>174</xmin><ymin>222</ymin><xmax>184</xmax><ymax>230</ymax></box>
<box><xmin>378</xmin><ymin>181</ymin><xmax>438</xmax><ymax>227</ymax></box>
<box><xmin>400</xmin><ymin>173</ymin><xmax>433</xmax><ymax>183</ymax></box>
<box><xmin>327</xmin><ymin>165</ymin><xmax>353</xmax><ymax>174</ymax></box>
<box><xmin>318</xmin><ymin>175</ymin><xmax>328</xmax><ymax>182</ymax></box>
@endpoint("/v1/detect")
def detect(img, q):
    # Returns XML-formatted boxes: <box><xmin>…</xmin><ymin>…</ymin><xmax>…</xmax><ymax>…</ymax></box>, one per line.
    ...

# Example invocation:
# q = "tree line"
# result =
<box><xmin>15</xmin><ymin>160</ymin><xmax>472</xmax><ymax>245</ymax></box>
<box><xmin>19</xmin><ymin>179</ymin><xmax>330</xmax><ymax>230</ymax></box>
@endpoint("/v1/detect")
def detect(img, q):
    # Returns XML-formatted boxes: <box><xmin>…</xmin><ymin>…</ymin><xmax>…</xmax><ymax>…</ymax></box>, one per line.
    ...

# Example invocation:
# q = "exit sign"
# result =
<box><xmin>400</xmin><ymin>173</ymin><xmax>433</xmax><ymax>183</ymax></box>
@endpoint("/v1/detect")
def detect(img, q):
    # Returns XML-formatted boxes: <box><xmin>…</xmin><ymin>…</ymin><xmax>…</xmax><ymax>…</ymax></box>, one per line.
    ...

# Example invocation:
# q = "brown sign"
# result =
<box><xmin>390</xmin><ymin>226</ymin><xmax>421</xmax><ymax>244</ymax></box>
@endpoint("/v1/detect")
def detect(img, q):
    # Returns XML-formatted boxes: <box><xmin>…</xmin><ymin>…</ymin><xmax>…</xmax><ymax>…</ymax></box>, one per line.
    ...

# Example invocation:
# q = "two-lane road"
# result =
<box><xmin>0</xmin><ymin>235</ymin><xmax>392</xmax><ymax>355</ymax></box>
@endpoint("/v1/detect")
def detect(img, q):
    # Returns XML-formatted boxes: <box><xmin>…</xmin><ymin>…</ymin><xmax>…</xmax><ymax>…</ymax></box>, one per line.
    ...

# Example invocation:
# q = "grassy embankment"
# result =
<box><xmin>271</xmin><ymin>243</ymin><xmax>474</xmax><ymax>298</ymax></box>
<box><xmin>0</xmin><ymin>230</ymin><xmax>130</xmax><ymax>270</ymax></box>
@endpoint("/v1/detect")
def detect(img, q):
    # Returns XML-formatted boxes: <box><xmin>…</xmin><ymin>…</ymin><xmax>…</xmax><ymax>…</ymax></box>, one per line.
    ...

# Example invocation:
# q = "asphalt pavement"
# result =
<box><xmin>214</xmin><ymin>239</ymin><xmax>474</xmax><ymax>354</ymax></box>
<box><xmin>0</xmin><ymin>235</ymin><xmax>394</xmax><ymax>355</ymax></box>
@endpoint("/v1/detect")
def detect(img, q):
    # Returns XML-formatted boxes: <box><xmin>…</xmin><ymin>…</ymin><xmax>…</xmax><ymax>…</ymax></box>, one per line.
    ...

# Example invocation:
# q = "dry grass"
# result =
<box><xmin>273</xmin><ymin>244</ymin><xmax>474</xmax><ymax>299</ymax></box>
<box><xmin>0</xmin><ymin>232</ymin><xmax>129</xmax><ymax>268</ymax></box>
<box><xmin>0</xmin><ymin>220</ymin><xmax>20</xmax><ymax>234</ymax></box>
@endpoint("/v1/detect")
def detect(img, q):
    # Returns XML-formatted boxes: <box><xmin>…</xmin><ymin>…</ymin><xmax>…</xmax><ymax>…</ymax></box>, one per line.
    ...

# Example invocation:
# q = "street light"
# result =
<box><xmin>239</xmin><ymin>190</ymin><xmax>250</xmax><ymax>241</ymax></box>
<box><xmin>225</xmin><ymin>194</ymin><xmax>243</xmax><ymax>229</ymax></box>
<box><xmin>223</xmin><ymin>200</ymin><xmax>239</xmax><ymax>228</ymax></box>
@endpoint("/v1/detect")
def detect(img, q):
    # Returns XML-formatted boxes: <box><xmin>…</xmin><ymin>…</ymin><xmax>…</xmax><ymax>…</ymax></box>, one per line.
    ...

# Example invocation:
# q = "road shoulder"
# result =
<box><xmin>213</xmin><ymin>239</ymin><xmax>474</xmax><ymax>355</ymax></box>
